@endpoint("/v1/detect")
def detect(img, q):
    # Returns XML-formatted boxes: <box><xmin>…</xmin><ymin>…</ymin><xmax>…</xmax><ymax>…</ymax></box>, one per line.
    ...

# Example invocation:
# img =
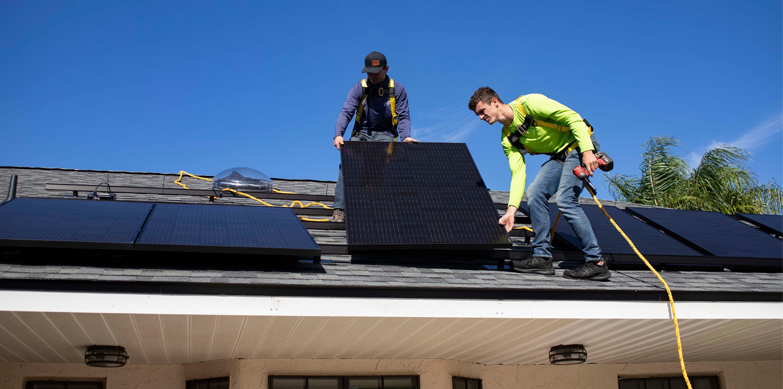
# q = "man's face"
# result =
<box><xmin>367</xmin><ymin>66</ymin><xmax>389</xmax><ymax>85</ymax></box>
<box><xmin>473</xmin><ymin>99</ymin><xmax>500</xmax><ymax>125</ymax></box>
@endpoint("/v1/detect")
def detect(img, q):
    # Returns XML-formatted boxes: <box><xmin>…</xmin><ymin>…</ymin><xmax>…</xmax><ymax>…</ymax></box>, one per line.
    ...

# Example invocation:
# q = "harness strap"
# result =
<box><xmin>355</xmin><ymin>78</ymin><xmax>397</xmax><ymax>126</ymax></box>
<box><xmin>356</xmin><ymin>79</ymin><xmax>369</xmax><ymax>126</ymax></box>
<box><xmin>506</xmin><ymin>98</ymin><xmax>592</xmax><ymax>156</ymax></box>
<box><xmin>389</xmin><ymin>79</ymin><xmax>398</xmax><ymax>127</ymax></box>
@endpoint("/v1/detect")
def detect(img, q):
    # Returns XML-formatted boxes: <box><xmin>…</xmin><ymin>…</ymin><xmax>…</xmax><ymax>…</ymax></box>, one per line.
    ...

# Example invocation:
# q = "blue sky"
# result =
<box><xmin>2</xmin><ymin>0</ymin><xmax>781</xmax><ymax>199</ymax></box>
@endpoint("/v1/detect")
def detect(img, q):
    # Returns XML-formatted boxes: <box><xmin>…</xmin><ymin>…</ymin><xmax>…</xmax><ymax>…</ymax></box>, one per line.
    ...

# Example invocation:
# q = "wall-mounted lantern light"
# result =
<box><xmin>549</xmin><ymin>344</ymin><xmax>587</xmax><ymax>365</ymax></box>
<box><xmin>85</xmin><ymin>345</ymin><xmax>128</xmax><ymax>367</ymax></box>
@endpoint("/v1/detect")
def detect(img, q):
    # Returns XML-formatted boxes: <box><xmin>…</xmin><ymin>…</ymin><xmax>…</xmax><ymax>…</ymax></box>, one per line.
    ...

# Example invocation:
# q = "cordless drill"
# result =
<box><xmin>573</xmin><ymin>151</ymin><xmax>613</xmax><ymax>193</ymax></box>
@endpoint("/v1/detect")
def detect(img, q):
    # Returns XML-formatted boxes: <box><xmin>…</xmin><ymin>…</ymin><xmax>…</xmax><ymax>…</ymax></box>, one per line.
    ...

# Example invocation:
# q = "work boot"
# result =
<box><xmin>563</xmin><ymin>260</ymin><xmax>611</xmax><ymax>281</ymax></box>
<box><xmin>511</xmin><ymin>257</ymin><xmax>555</xmax><ymax>275</ymax></box>
<box><xmin>331</xmin><ymin>208</ymin><xmax>345</xmax><ymax>223</ymax></box>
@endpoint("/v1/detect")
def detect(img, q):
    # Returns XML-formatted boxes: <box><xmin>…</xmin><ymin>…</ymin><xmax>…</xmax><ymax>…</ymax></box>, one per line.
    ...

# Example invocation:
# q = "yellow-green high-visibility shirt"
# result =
<box><xmin>501</xmin><ymin>94</ymin><xmax>594</xmax><ymax>209</ymax></box>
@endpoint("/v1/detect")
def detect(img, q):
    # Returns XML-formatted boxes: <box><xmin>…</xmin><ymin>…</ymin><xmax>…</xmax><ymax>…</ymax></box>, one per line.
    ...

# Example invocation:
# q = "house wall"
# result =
<box><xmin>0</xmin><ymin>359</ymin><xmax>779</xmax><ymax>389</ymax></box>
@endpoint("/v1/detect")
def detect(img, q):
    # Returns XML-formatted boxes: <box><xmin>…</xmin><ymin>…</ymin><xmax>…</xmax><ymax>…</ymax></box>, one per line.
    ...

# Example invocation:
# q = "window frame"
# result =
<box><xmin>451</xmin><ymin>376</ymin><xmax>482</xmax><ymax>389</ymax></box>
<box><xmin>268</xmin><ymin>375</ymin><xmax>420</xmax><ymax>389</ymax></box>
<box><xmin>618</xmin><ymin>375</ymin><xmax>721</xmax><ymax>389</ymax></box>
<box><xmin>25</xmin><ymin>381</ymin><xmax>104</xmax><ymax>389</ymax></box>
<box><xmin>185</xmin><ymin>376</ymin><xmax>230</xmax><ymax>389</ymax></box>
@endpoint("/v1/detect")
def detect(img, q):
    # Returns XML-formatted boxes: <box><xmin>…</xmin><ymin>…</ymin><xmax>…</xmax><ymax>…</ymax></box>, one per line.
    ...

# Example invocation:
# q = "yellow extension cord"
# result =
<box><xmin>174</xmin><ymin>171</ymin><xmax>332</xmax><ymax>222</ymax></box>
<box><xmin>515</xmin><ymin>189</ymin><xmax>691</xmax><ymax>388</ymax></box>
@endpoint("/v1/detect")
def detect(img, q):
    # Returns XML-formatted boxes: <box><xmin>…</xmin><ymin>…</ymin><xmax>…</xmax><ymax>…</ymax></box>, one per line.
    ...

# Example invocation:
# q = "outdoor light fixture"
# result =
<box><xmin>84</xmin><ymin>345</ymin><xmax>128</xmax><ymax>367</ymax></box>
<box><xmin>549</xmin><ymin>344</ymin><xmax>587</xmax><ymax>365</ymax></box>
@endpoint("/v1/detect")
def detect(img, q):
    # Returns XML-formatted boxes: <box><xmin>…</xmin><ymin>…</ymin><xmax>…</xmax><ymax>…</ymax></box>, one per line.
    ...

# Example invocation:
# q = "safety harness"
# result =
<box><xmin>503</xmin><ymin>98</ymin><xmax>593</xmax><ymax>158</ymax></box>
<box><xmin>355</xmin><ymin>78</ymin><xmax>399</xmax><ymax>140</ymax></box>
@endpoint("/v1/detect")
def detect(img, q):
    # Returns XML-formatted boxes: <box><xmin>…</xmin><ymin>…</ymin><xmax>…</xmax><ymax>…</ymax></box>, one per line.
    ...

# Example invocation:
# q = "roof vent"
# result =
<box><xmin>212</xmin><ymin>167</ymin><xmax>273</xmax><ymax>192</ymax></box>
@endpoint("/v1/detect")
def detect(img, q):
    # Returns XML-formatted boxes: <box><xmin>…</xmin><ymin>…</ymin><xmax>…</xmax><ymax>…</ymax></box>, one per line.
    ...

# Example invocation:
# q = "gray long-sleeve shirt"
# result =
<box><xmin>334</xmin><ymin>76</ymin><xmax>411</xmax><ymax>140</ymax></box>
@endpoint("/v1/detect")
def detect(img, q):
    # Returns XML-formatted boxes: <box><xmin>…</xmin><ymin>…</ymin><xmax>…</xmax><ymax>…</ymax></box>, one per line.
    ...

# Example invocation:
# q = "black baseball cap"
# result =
<box><xmin>361</xmin><ymin>51</ymin><xmax>387</xmax><ymax>73</ymax></box>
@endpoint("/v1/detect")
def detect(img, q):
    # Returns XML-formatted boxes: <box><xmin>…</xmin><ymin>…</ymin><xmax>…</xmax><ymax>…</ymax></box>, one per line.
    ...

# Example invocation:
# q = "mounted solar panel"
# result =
<box><xmin>136</xmin><ymin>203</ymin><xmax>320</xmax><ymax>257</ymax></box>
<box><xmin>0</xmin><ymin>198</ymin><xmax>152</xmax><ymax>250</ymax></box>
<box><xmin>628</xmin><ymin>207</ymin><xmax>783</xmax><ymax>265</ymax></box>
<box><xmin>519</xmin><ymin>202</ymin><xmax>704</xmax><ymax>264</ymax></box>
<box><xmin>342</xmin><ymin>142</ymin><xmax>510</xmax><ymax>250</ymax></box>
<box><xmin>736</xmin><ymin>213</ymin><xmax>783</xmax><ymax>236</ymax></box>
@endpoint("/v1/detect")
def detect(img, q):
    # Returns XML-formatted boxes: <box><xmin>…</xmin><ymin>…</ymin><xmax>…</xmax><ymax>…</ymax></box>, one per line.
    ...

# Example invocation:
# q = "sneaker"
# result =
<box><xmin>563</xmin><ymin>260</ymin><xmax>611</xmax><ymax>281</ymax></box>
<box><xmin>511</xmin><ymin>257</ymin><xmax>555</xmax><ymax>275</ymax></box>
<box><xmin>331</xmin><ymin>209</ymin><xmax>345</xmax><ymax>223</ymax></box>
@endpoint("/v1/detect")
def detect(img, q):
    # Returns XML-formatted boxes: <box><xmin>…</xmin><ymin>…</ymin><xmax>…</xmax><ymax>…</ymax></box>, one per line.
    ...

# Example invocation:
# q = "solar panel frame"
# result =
<box><xmin>0</xmin><ymin>198</ymin><xmax>153</xmax><ymax>251</ymax></box>
<box><xmin>627</xmin><ymin>207</ymin><xmax>783</xmax><ymax>263</ymax></box>
<box><xmin>736</xmin><ymin>213</ymin><xmax>783</xmax><ymax>236</ymax></box>
<box><xmin>135</xmin><ymin>203</ymin><xmax>321</xmax><ymax>257</ymax></box>
<box><xmin>342</xmin><ymin>142</ymin><xmax>510</xmax><ymax>250</ymax></box>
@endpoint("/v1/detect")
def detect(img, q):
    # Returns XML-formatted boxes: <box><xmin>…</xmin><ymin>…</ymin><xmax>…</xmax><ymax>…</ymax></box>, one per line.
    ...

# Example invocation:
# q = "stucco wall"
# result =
<box><xmin>0</xmin><ymin>363</ymin><xmax>184</xmax><ymax>389</ymax></box>
<box><xmin>0</xmin><ymin>359</ymin><xmax>779</xmax><ymax>389</ymax></box>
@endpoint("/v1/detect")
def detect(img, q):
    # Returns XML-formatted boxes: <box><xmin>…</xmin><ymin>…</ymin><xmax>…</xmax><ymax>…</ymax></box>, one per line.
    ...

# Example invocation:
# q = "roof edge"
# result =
<box><xmin>0</xmin><ymin>280</ymin><xmax>780</xmax><ymax>303</ymax></box>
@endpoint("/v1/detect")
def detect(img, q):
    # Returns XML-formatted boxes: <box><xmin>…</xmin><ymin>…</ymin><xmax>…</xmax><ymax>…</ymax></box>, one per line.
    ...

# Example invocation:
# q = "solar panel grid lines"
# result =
<box><xmin>0</xmin><ymin>198</ymin><xmax>153</xmax><ymax>250</ymax></box>
<box><xmin>136</xmin><ymin>203</ymin><xmax>320</xmax><ymax>256</ymax></box>
<box><xmin>342</xmin><ymin>142</ymin><xmax>509</xmax><ymax>250</ymax></box>
<box><xmin>627</xmin><ymin>207</ymin><xmax>783</xmax><ymax>261</ymax></box>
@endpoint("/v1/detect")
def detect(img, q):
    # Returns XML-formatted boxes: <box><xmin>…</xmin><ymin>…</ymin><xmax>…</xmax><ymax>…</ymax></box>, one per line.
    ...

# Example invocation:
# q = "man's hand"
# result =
<box><xmin>499</xmin><ymin>206</ymin><xmax>517</xmax><ymax>233</ymax></box>
<box><xmin>334</xmin><ymin>136</ymin><xmax>345</xmax><ymax>150</ymax></box>
<box><xmin>403</xmin><ymin>137</ymin><xmax>418</xmax><ymax>144</ymax></box>
<box><xmin>582</xmin><ymin>150</ymin><xmax>598</xmax><ymax>177</ymax></box>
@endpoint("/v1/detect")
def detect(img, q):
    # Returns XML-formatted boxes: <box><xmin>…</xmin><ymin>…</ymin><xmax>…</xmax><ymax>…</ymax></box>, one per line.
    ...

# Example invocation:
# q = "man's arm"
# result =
<box><xmin>395</xmin><ymin>85</ymin><xmax>413</xmax><ymax>141</ymax></box>
<box><xmin>334</xmin><ymin>83</ymin><xmax>363</xmax><ymax>140</ymax></box>
<box><xmin>500</xmin><ymin>136</ymin><xmax>526</xmax><ymax>232</ymax></box>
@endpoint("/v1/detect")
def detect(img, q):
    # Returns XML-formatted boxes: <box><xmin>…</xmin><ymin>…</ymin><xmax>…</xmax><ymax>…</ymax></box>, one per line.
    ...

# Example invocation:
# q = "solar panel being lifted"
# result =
<box><xmin>342</xmin><ymin>142</ymin><xmax>510</xmax><ymax>250</ymax></box>
<box><xmin>136</xmin><ymin>203</ymin><xmax>320</xmax><ymax>257</ymax></box>
<box><xmin>518</xmin><ymin>202</ymin><xmax>704</xmax><ymax>264</ymax></box>
<box><xmin>628</xmin><ymin>207</ymin><xmax>783</xmax><ymax>263</ymax></box>
<box><xmin>0</xmin><ymin>198</ymin><xmax>152</xmax><ymax>251</ymax></box>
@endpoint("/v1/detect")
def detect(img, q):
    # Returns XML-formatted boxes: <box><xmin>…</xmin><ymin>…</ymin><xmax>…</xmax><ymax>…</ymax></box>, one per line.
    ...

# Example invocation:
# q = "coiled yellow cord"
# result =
<box><xmin>174</xmin><ymin>171</ymin><xmax>332</xmax><ymax>222</ymax></box>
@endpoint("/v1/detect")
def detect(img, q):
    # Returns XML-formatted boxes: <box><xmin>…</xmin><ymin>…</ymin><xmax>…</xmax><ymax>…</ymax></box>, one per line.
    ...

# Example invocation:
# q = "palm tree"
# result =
<box><xmin>606</xmin><ymin>136</ymin><xmax>783</xmax><ymax>215</ymax></box>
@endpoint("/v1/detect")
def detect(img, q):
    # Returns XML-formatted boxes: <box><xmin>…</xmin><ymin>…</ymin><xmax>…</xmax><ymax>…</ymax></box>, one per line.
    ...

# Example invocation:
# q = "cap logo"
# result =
<box><xmin>372</xmin><ymin>60</ymin><xmax>380</xmax><ymax>66</ymax></box>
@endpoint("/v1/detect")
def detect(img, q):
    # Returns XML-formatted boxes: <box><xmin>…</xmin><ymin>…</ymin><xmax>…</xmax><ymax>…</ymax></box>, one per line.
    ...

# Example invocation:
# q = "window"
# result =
<box><xmin>269</xmin><ymin>376</ymin><xmax>418</xmax><ymax>389</ymax></box>
<box><xmin>26</xmin><ymin>382</ymin><xmax>102</xmax><ymax>389</ymax></box>
<box><xmin>186</xmin><ymin>377</ymin><xmax>229</xmax><ymax>389</ymax></box>
<box><xmin>619</xmin><ymin>376</ymin><xmax>720</xmax><ymax>389</ymax></box>
<box><xmin>452</xmin><ymin>377</ymin><xmax>481</xmax><ymax>389</ymax></box>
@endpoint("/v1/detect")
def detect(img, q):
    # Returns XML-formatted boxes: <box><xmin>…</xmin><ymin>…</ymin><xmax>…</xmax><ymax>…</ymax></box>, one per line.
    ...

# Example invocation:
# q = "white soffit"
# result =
<box><xmin>0</xmin><ymin>291</ymin><xmax>780</xmax><ymax>320</ymax></box>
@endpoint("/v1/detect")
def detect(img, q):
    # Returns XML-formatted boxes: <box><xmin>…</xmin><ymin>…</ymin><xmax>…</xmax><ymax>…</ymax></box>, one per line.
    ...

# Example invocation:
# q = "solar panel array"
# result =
<box><xmin>521</xmin><ymin>203</ymin><xmax>705</xmax><ymax>263</ymax></box>
<box><xmin>736</xmin><ymin>213</ymin><xmax>783</xmax><ymax>236</ymax></box>
<box><xmin>342</xmin><ymin>142</ymin><xmax>510</xmax><ymax>250</ymax></box>
<box><xmin>627</xmin><ymin>207</ymin><xmax>783</xmax><ymax>260</ymax></box>
<box><xmin>0</xmin><ymin>198</ymin><xmax>320</xmax><ymax>257</ymax></box>
<box><xmin>0</xmin><ymin>198</ymin><xmax>151</xmax><ymax>250</ymax></box>
<box><xmin>517</xmin><ymin>202</ymin><xmax>783</xmax><ymax>267</ymax></box>
<box><xmin>136</xmin><ymin>203</ymin><xmax>320</xmax><ymax>256</ymax></box>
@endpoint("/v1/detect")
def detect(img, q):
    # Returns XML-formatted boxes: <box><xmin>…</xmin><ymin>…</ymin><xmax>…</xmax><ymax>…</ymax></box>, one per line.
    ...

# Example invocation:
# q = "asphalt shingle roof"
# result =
<box><xmin>0</xmin><ymin>166</ymin><xmax>780</xmax><ymax>300</ymax></box>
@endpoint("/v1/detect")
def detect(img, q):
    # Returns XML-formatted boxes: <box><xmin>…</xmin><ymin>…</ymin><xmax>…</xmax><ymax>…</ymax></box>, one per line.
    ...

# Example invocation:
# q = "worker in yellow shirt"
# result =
<box><xmin>468</xmin><ymin>87</ymin><xmax>610</xmax><ymax>281</ymax></box>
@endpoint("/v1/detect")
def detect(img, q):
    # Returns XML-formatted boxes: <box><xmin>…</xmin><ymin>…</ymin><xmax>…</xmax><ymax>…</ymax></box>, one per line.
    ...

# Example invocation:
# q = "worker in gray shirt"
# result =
<box><xmin>331</xmin><ymin>51</ymin><xmax>416</xmax><ymax>222</ymax></box>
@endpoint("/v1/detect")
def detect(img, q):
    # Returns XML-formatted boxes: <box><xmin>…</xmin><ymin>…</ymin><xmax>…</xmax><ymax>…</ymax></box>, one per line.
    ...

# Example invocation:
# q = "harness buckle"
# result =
<box><xmin>378</xmin><ymin>87</ymin><xmax>384</xmax><ymax>97</ymax></box>
<box><xmin>516</xmin><ymin>115</ymin><xmax>536</xmax><ymax>136</ymax></box>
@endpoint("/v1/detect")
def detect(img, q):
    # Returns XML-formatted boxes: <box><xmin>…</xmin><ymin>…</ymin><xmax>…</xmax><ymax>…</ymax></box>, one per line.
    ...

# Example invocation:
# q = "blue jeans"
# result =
<box><xmin>526</xmin><ymin>134</ymin><xmax>602</xmax><ymax>262</ymax></box>
<box><xmin>332</xmin><ymin>130</ymin><xmax>395</xmax><ymax>210</ymax></box>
